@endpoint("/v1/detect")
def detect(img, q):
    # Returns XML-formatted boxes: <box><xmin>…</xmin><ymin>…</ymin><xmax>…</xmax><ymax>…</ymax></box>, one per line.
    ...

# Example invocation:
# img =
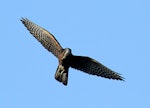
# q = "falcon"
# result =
<box><xmin>21</xmin><ymin>18</ymin><xmax>124</xmax><ymax>85</ymax></box>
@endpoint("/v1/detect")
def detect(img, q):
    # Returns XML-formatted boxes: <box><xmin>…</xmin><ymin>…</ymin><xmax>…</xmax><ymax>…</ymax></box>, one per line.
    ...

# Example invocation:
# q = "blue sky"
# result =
<box><xmin>1</xmin><ymin>0</ymin><xmax>150</xmax><ymax>108</ymax></box>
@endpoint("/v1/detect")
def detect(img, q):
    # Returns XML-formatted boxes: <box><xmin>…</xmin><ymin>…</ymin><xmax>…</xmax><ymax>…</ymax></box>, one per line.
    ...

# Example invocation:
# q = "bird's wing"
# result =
<box><xmin>21</xmin><ymin>18</ymin><xmax>63</xmax><ymax>58</ymax></box>
<box><xmin>70</xmin><ymin>56</ymin><xmax>124</xmax><ymax>80</ymax></box>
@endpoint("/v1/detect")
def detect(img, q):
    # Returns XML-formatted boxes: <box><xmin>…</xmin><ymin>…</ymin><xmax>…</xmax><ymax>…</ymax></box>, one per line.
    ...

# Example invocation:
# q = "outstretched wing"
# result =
<box><xmin>70</xmin><ymin>56</ymin><xmax>124</xmax><ymax>80</ymax></box>
<box><xmin>21</xmin><ymin>18</ymin><xmax>63</xmax><ymax>58</ymax></box>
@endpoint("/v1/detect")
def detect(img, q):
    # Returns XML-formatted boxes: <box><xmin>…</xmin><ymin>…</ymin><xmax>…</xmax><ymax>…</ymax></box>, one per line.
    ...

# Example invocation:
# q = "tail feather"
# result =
<box><xmin>61</xmin><ymin>73</ymin><xmax>68</xmax><ymax>85</ymax></box>
<box><xmin>55</xmin><ymin>65</ymin><xmax>68</xmax><ymax>85</ymax></box>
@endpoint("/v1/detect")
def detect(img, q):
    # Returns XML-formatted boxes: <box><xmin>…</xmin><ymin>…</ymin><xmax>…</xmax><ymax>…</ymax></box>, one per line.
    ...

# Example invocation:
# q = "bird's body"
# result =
<box><xmin>55</xmin><ymin>48</ymin><xmax>72</xmax><ymax>85</ymax></box>
<box><xmin>21</xmin><ymin>18</ymin><xmax>124</xmax><ymax>85</ymax></box>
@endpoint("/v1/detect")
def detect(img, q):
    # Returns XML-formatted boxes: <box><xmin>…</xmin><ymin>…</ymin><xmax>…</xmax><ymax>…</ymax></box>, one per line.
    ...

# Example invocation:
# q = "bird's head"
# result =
<box><xmin>62</xmin><ymin>48</ymin><xmax>72</xmax><ymax>59</ymax></box>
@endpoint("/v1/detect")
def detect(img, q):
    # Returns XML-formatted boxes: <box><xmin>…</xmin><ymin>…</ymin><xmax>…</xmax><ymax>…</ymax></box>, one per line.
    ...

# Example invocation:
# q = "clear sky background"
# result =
<box><xmin>1</xmin><ymin>0</ymin><xmax>150</xmax><ymax>108</ymax></box>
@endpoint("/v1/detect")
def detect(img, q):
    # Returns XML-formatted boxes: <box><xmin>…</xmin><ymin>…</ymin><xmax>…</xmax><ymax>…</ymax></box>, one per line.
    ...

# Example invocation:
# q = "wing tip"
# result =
<box><xmin>20</xmin><ymin>17</ymin><xmax>28</xmax><ymax>23</ymax></box>
<box><xmin>113</xmin><ymin>73</ymin><xmax>125</xmax><ymax>81</ymax></box>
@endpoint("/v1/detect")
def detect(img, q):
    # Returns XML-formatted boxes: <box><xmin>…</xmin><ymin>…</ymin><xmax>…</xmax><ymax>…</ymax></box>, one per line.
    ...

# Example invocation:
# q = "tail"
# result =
<box><xmin>55</xmin><ymin>65</ymin><xmax>68</xmax><ymax>85</ymax></box>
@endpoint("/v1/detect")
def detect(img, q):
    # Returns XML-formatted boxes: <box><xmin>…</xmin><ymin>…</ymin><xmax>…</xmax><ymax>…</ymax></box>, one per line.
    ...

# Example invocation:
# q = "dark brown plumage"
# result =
<box><xmin>21</xmin><ymin>18</ymin><xmax>124</xmax><ymax>85</ymax></box>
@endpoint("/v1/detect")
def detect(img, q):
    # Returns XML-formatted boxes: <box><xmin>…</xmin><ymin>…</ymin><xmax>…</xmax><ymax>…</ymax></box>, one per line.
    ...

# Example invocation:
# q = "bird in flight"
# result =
<box><xmin>21</xmin><ymin>18</ymin><xmax>124</xmax><ymax>85</ymax></box>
